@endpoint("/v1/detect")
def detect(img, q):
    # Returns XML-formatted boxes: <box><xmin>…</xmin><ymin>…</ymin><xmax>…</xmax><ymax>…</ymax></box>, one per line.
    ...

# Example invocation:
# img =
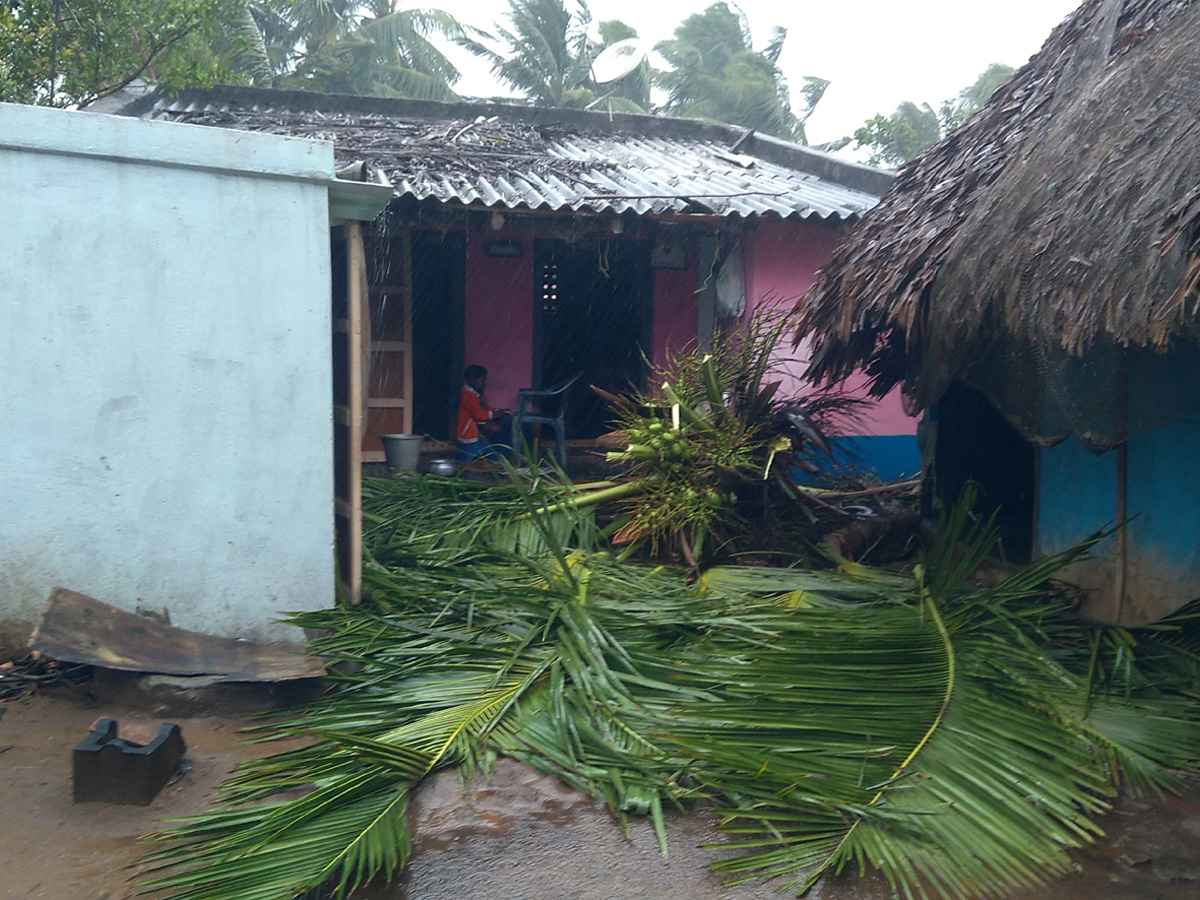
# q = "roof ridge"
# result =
<box><xmin>119</xmin><ymin>85</ymin><xmax>891</xmax><ymax>196</ymax></box>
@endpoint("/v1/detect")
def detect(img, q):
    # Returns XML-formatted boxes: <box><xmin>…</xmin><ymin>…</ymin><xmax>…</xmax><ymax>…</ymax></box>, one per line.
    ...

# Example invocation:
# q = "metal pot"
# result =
<box><xmin>429</xmin><ymin>458</ymin><xmax>458</xmax><ymax>477</ymax></box>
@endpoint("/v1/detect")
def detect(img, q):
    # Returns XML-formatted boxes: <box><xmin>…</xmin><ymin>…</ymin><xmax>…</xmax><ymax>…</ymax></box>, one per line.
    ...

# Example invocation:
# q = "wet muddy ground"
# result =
<box><xmin>2</xmin><ymin>685</ymin><xmax>1198</xmax><ymax>900</ymax></box>
<box><xmin>370</xmin><ymin>758</ymin><xmax>1200</xmax><ymax>900</ymax></box>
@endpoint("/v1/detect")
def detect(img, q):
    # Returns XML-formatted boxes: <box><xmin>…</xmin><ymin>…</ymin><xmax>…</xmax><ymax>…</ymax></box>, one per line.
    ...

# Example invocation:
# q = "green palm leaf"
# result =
<box><xmin>143</xmin><ymin>779</ymin><xmax>411</xmax><ymax>900</ymax></box>
<box><xmin>139</xmin><ymin>475</ymin><xmax>1200</xmax><ymax>900</ymax></box>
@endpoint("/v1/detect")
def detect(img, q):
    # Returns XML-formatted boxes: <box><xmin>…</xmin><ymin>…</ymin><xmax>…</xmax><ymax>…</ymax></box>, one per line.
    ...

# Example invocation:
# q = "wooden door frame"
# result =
<box><xmin>362</xmin><ymin>228</ymin><xmax>414</xmax><ymax>463</ymax></box>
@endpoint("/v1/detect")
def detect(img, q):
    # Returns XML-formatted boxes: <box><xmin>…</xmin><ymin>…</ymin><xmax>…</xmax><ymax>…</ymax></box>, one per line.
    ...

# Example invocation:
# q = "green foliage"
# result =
<box><xmin>461</xmin><ymin>1</ymin><xmax>649</xmax><ymax>112</ymax></box>
<box><xmin>940</xmin><ymin>61</ymin><xmax>1015</xmax><ymax>130</ymax></box>
<box><xmin>853</xmin><ymin>101</ymin><xmax>942</xmax><ymax>168</ymax></box>
<box><xmin>654</xmin><ymin>2</ymin><xmax>823</xmax><ymax>141</ymax></box>
<box><xmin>138</xmin><ymin>479</ymin><xmax>1200</xmax><ymax>900</ymax></box>
<box><xmin>462</xmin><ymin>0</ymin><xmax>597</xmax><ymax>107</ymax></box>
<box><xmin>605</xmin><ymin>310</ymin><xmax>793</xmax><ymax>561</ymax></box>
<box><xmin>853</xmin><ymin>62</ymin><xmax>1015</xmax><ymax>167</ymax></box>
<box><xmin>269</xmin><ymin>1</ymin><xmax>464</xmax><ymax>99</ymax></box>
<box><xmin>0</xmin><ymin>0</ymin><xmax>250</xmax><ymax>106</ymax></box>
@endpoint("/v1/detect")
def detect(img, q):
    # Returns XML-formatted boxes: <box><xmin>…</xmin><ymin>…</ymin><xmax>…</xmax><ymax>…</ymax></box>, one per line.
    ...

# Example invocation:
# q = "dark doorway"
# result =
<box><xmin>533</xmin><ymin>239</ymin><xmax>652</xmax><ymax>438</ymax></box>
<box><xmin>411</xmin><ymin>230</ymin><xmax>466</xmax><ymax>440</ymax></box>
<box><xmin>934</xmin><ymin>382</ymin><xmax>1036</xmax><ymax>560</ymax></box>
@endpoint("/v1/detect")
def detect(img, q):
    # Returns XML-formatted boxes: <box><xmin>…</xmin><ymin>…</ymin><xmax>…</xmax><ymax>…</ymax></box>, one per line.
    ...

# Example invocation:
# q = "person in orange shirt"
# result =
<box><xmin>457</xmin><ymin>365</ymin><xmax>511</xmax><ymax>461</ymax></box>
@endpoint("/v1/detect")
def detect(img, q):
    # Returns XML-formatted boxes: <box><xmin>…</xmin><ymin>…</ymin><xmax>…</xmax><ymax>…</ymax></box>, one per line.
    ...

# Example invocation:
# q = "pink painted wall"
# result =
<box><xmin>459</xmin><ymin>217</ymin><xmax>916</xmax><ymax>438</ymax></box>
<box><xmin>463</xmin><ymin>224</ymin><xmax>547</xmax><ymax>410</ymax></box>
<box><xmin>652</xmin><ymin>260</ymin><xmax>698</xmax><ymax>366</ymax></box>
<box><xmin>743</xmin><ymin>220</ymin><xmax>917</xmax><ymax>437</ymax></box>
<box><xmin>465</xmin><ymin>226</ymin><xmax>699</xmax><ymax>410</ymax></box>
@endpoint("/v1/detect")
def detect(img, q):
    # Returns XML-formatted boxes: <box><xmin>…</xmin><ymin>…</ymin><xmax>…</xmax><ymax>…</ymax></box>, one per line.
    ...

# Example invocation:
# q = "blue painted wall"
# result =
<box><xmin>793</xmin><ymin>434</ymin><xmax>921</xmax><ymax>486</ymax></box>
<box><xmin>1125</xmin><ymin>416</ymin><xmax>1200</xmax><ymax>616</ymax></box>
<box><xmin>1037</xmin><ymin>411</ymin><xmax>1200</xmax><ymax>622</ymax></box>
<box><xmin>1037</xmin><ymin>438</ymin><xmax>1118</xmax><ymax>554</ymax></box>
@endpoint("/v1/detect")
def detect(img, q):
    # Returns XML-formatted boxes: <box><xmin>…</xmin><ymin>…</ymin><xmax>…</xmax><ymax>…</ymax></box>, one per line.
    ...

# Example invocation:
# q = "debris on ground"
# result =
<box><xmin>29</xmin><ymin>587</ymin><xmax>325</xmax><ymax>681</ymax></box>
<box><xmin>130</xmin><ymin>473</ymin><xmax>1200</xmax><ymax>900</ymax></box>
<box><xmin>0</xmin><ymin>651</ymin><xmax>92</xmax><ymax>707</ymax></box>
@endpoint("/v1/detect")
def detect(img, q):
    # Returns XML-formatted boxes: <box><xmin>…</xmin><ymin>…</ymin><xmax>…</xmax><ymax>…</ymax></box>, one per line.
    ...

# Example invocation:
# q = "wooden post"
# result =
<box><xmin>332</xmin><ymin>222</ymin><xmax>367</xmax><ymax>605</ymax></box>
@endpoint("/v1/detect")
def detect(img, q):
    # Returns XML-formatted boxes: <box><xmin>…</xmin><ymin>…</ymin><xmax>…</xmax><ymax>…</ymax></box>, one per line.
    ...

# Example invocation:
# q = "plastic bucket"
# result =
<box><xmin>380</xmin><ymin>434</ymin><xmax>424</xmax><ymax>471</ymax></box>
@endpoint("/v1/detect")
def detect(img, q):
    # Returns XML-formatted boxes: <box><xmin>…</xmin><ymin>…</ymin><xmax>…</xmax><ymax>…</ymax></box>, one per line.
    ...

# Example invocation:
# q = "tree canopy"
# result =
<box><xmin>0</xmin><ymin>0</ymin><xmax>250</xmax><ymax>107</ymax></box>
<box><xmin>463</xmin><ymin>0</ymin><xmax>596</xmax><ymax>107</ymax></box>
<box><xmin>654</xmin><ymin>1</ymin><xmax>825</xmax><ymax>142</ymax></box>
<box><xmin>271</xmin><ymin>0</ymin><xmax>465</xmax><ymax>99</ymax></box>
<box><xmin>2</xmin><ymin>0</ymin><xmax>830</xmax><ymax>145</ymax></box>
<box><xmin>462</xmin><ymin>0</ymin><xmax>648</xmax><ymax>112</ymax></box>
<box><xmin>0</xmin><ymin>0</ymin><xmax>469</xmax><ymax>106</ymax></box>
<box><xmin>854</xmin><ymin>63</ymin><xmax>1016</xmax><ymax>167</ymax></box>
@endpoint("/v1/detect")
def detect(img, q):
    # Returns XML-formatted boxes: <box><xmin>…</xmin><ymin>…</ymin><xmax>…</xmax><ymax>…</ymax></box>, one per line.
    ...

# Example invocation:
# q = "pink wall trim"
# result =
<box><xmin>743</xmin><ymin>220</ymin><xmax>842</xmax><ymax>309</ymax></box>
<box><xmin>743</xmin><ymin>220</ymin><xmax>917</xmax><ymax>438</ymax></box>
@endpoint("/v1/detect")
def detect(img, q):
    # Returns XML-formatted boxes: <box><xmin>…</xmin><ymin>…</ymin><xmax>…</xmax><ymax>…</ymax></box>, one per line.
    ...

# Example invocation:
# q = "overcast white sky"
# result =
<box><xmin>429</xmin><ymin>0</ymin><xmax>1082</xmax><ymax>146</ymax></box>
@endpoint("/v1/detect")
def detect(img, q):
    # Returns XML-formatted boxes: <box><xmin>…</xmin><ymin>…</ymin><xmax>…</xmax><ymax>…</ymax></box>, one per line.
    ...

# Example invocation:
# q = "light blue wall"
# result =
<box><xmin>0</xmin><ymin>104</ymin><xmax>338</xmax><ymax>648</ymax></box>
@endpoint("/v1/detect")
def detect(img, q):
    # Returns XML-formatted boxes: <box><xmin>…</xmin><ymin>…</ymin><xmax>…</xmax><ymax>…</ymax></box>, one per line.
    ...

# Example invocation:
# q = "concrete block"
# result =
<box><xmin>73</xmin><ymin>717</ymin><xmax>185</xmax><ymax>805</ymax></box>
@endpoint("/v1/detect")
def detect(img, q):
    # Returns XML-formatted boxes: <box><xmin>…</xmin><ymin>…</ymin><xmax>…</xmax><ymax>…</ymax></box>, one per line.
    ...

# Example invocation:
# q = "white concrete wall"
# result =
<box><xmin>0</xmin><ymin>103</ymin><xmax>337</xmax><ymax>650</ymax></box>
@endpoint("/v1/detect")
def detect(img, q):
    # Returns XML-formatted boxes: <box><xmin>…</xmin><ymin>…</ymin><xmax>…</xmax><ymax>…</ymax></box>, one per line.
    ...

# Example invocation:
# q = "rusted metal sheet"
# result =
<box><xmin>29</xmin><ymin>588</ymin><xmax>325</xmax><ymax>681</ymax></box>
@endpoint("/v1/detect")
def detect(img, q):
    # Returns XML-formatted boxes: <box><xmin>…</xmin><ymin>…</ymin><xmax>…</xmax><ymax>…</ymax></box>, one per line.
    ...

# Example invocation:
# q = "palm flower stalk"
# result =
<box><xmin>601</xmin><ymin>307</ymin><xmax>870</xmax><ymax>566</ymax></box>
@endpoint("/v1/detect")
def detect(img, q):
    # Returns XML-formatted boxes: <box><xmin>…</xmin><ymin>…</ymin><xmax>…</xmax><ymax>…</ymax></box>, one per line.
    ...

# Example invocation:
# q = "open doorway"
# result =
<box><xmin>411</xmin><ymin>230</ymin><xmax>465</xmax><ymax>440</ymax></box>
<box><xmin>934</xmin><ymin>382</ymin><xmax>1036</xmax><ymax>560</ymax></box>
<box><xmin>533</xmin><ymin>239</ymin><xmax>652</xmax><ymax>438</ymax></box>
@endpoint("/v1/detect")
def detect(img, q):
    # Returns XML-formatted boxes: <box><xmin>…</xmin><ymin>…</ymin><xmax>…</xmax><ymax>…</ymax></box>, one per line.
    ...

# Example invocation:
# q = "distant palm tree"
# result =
<box><xmin>940</xmin><ymin>62</ymin><xmax>1014</xmax><ymax>129</ymax></box>
<box><xmin>462</xmin><ymin>0</ymin><xmax>595</xmax><ymax>107</ymax></box>
<box><xmin>854</xmin><ymin>63</ymin><xmax>1016</xmax><ymax>167</ymax></box>
<box><xmin>655</xmin><ymin>2</ymin><xmax>824</xmax><ymax>142</ymax></box>
<box><xmin>266</xmin><ymin>0</ymin><xmax>465</xmax><ymax>99</ymax></box>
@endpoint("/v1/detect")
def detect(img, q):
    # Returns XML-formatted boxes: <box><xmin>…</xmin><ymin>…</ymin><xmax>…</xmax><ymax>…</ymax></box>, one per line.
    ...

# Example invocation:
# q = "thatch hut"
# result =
<box><xmin>797</xmin><ymin>0</ymin><xmax>1200</xmax><ymax>623</ymax></box>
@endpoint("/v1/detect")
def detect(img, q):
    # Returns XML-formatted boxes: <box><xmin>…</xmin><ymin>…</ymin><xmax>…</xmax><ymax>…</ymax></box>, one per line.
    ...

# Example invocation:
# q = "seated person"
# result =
<box><xmin>457</xmin><ymin>365</ymin><xmax>511</xmax><ymax>461</ymax></box>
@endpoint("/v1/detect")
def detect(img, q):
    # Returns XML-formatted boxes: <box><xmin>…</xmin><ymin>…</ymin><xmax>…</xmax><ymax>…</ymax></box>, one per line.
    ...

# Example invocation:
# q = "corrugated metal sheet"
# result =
<box><xmin>140</xmin><ymin>93</ymin><xmax>882</xmax><ymax>222</ymax></box>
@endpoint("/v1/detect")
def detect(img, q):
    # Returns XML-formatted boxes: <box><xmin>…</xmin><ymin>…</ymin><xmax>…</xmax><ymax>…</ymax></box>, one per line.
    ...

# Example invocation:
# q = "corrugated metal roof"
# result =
<box><xmin>132</xmin><ymin>88</ymin><xmax>886</xmax><ymax>223</ymax></box>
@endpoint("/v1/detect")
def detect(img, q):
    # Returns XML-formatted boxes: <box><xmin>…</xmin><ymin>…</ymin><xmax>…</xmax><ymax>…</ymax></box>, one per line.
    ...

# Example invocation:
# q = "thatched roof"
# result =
<box><xmin>797</xmin><ymin>0</ymin><xmax>1200</xmax><ymax>425</ymax></box>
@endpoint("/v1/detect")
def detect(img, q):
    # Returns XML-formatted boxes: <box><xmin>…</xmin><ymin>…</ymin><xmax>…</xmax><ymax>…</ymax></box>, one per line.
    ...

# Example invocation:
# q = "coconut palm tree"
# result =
<box><xmin>462</xmin><ymin>0</ymin><xmax>595</xmax><ymax>107</ymax></box>
<box><xmin>941</xmin><ymin>61</ymin><xmax>1015</xmax><ymax>128</ymax></box>
<box><xmin>655</xmin><ymin>2</ymin><xmax>825</xmax><ymax>142</ymax></box>
<box><xmin>267</xmin><ymin>0</ymin><xmax>465</xmax><ymax>99</ymax></box>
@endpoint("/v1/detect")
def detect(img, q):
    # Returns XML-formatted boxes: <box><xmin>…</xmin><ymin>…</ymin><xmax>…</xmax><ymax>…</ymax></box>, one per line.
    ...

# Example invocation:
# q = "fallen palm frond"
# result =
<box><xmin>140</xmin><ymin>478</ymin><xmax>1200</xmax><ymax>900</ymax></box>
<box><xmin>360</xmin><ymin>468</ymin><xmax>628</xmax><ymax>557</ymax></box>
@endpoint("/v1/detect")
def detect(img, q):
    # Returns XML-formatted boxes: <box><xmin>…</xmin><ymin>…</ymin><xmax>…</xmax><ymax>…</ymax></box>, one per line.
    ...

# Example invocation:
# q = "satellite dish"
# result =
<box><xmin>591</xmin><ymin>39</ymin><xmax>646</xmax><ymax>85</ymax></box>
